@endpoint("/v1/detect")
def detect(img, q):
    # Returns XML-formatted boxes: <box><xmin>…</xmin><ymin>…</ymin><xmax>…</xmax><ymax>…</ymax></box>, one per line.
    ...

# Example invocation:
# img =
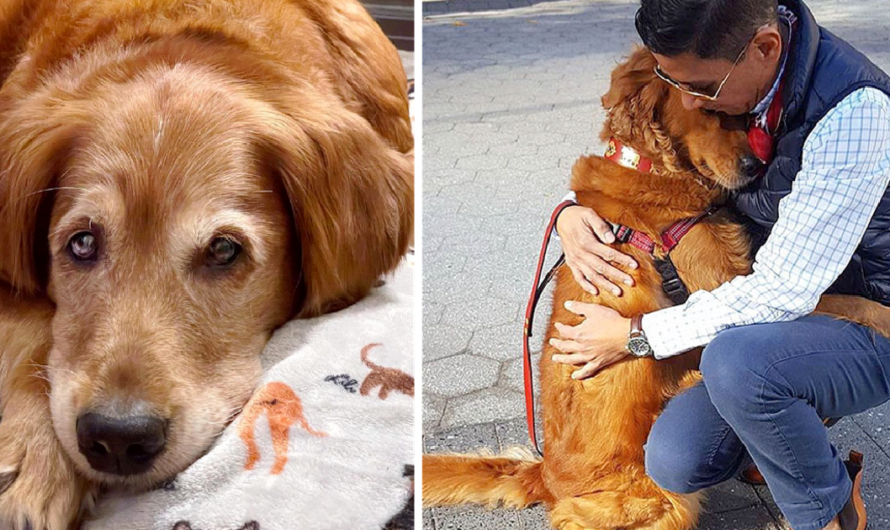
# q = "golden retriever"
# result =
<box><xmin>0</xmin><ymin>0</ymin><xmax>413</xmax><ymax>528</ymax></box>
<box><xmin>422</xmin><ymin>47</ymin><xmax>888</xmax><ymax>530</ymax></box>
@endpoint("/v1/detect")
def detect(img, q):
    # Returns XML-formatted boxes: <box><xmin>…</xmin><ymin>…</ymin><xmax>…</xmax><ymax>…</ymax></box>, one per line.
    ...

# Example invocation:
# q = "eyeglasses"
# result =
<box><xmin>653</xmin><ymin>26</ymin><xmax>767</xmax><ymax>101</ymax></box>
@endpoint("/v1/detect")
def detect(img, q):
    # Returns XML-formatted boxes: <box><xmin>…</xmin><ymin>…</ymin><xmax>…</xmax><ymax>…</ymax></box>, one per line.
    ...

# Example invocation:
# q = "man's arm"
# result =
<box><xmin>642</xmin><ymin>87</ymin><xmax>890</xmax><ymax>359</ymax></box>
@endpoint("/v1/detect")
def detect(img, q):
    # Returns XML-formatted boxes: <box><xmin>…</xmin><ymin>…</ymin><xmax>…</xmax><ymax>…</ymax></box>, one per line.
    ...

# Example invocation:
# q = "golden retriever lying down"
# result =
<box><xmin>0</xmin><ymin>0</ymin><xmax>413</xmax><ymax>528</ymax></box>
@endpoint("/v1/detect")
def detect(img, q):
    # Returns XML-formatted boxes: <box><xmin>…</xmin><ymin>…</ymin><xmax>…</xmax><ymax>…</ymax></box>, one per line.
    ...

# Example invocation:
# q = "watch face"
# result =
<box><xmin>627</xmin><ymin>337</ymin><xmax>652</xmax><ymax>357</ymax></box>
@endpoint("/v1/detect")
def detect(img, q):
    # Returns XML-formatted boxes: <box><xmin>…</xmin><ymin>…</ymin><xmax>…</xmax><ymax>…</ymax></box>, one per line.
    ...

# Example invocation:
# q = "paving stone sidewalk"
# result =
<box><xmin>421</xmin><ymin>0</ymin><xmax>890</xmax><ymax>529</ymax></box>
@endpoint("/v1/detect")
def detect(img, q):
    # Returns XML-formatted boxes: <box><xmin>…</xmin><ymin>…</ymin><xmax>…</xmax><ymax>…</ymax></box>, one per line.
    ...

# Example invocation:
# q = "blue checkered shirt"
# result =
<box><xmin>643</xmin><ymin>87</ymin><xmax>890</xmax><ymax>359</ymax></box>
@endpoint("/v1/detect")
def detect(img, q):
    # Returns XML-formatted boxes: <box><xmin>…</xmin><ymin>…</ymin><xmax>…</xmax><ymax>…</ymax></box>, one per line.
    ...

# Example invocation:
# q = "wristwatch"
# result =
<box><xmin>626</xmin><ymin>314</ymin><xmax>653</xmax><ymax>357</ymax></box>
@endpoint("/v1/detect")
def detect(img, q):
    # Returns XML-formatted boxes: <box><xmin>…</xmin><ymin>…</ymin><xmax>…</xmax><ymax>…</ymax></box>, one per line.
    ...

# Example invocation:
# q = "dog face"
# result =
<box><xmin>601</xmin><ymin>47</ymin><xmax>762</xmax><ymax>190</ymax></box>
<box><xmin>0</xmin><ymin>63</ymin><xmax>412</xmax><ymax>487</ymax></box>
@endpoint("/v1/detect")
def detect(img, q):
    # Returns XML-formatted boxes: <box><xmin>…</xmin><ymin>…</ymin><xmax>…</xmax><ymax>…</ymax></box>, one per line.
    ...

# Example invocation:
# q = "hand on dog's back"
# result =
<box><xmin>556</xmin><ymin>204</ymin><xmax>638</xmax><ymax>296</ymax></box>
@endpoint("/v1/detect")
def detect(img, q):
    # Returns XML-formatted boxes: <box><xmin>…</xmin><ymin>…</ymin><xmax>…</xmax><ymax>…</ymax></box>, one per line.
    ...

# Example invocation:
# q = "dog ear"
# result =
<box><xmin>0</xmin><ymin>97</ymin><xmax>85</xmax><ymax>294</ymax></box>
<box><xmin>172</xmin><ymin>522</ymin><xmax>194</xmax><ymax>530</ymax></box>
<box><xmin>599</xmin><ymin>47</ymin><xmax>672</xmax><ymax>162</ymax></box>
<box><xmin>601</xmin><ymin>46</ymin><xmax>659</xmax><ymax>110</ymax></box>
<box><xmin>253</xmin><ymin>103</ymin><xmax>413</xmax><ymax>316</ymax></box>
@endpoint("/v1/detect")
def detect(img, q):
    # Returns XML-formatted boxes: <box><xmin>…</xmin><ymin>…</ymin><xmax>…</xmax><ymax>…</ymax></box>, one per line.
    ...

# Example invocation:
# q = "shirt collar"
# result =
<box><xmin>751</xmin><ymin>6</ymin><xmax>796</xmax><ymax>118</ymax></box>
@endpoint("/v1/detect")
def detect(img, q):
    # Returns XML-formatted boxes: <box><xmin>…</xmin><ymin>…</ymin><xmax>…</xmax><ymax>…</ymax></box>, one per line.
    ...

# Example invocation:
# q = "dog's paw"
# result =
<box><xmin>0</xmin><ymin>419</ymin><xmax>92</xmax><ymax>530</ymax></box>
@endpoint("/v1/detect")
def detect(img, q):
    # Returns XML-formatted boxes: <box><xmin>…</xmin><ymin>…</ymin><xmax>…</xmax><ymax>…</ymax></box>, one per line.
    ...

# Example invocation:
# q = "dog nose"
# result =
<box><xmin>740</xmin><ymin>154</ymin><xmax>765</xmax><ymax>178</ymax></box>
<box><xmin>76</xmin><ymin>412</ymin><xmax>168</xmax><ymax>475</ymax></box>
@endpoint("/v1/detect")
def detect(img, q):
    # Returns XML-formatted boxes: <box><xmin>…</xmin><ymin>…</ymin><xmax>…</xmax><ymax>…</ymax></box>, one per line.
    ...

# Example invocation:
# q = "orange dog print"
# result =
<box><xmin>238</xmin><ymin>382</ymin><xmax>326</xmax><ymax>475</ymax></box>
<box><xmin>360</xmin><ymin>343</ymin><xmax>414</xmax><ymax>399</ymax></box>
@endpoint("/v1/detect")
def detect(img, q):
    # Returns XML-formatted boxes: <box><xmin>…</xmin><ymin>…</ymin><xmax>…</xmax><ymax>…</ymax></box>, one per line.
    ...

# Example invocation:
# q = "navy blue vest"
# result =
<box><xmin>731</xmin><ymin>0</ymin><xmax>890</xmax><ymax>306</ymax></box>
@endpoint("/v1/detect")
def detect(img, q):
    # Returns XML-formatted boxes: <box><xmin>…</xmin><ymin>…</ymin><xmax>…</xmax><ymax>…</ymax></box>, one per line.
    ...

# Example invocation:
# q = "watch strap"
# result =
<box><xmin>631</xmin><ymin>314</ymin><xmax>644</xmax><ymax>336</ymax></box>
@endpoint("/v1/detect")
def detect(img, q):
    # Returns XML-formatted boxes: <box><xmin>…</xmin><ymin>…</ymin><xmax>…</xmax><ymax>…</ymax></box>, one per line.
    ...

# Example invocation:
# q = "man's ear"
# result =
<box><xmin>253</xmin><ymin>104</ymin><xmax>413</xmax><ymax>316</ymax></box>
<box><xmin>752</xmin><ymin>25</ymin><xmax>783</xmax><ymax>63</ymax></box>
<box><xmin>0</xmin><ymin>97</ymin><xmax>85</xmax><ymax>294</ymax></box>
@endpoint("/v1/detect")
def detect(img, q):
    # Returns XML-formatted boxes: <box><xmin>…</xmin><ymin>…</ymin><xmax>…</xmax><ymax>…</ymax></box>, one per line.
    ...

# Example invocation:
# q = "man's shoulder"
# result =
<box><xmin>807</xmin><ymin>28</ymin><xmax>890</xmax><ymax>111</ymax></box>
<box><xmin>814</xmin><ymin>87</ymin><xmax>890</xmax><ymax>132</ymax></box>
<box><xmin>842</xmin><ymin>87</ymin><xmax>890</xmax><ymax>111</ymax></box>
<box><xmin>812</xmin><ymin>86</ymin><xmax>890</xmax><ymax>134</ymax></box>
<box><xmin>802</xmin><ymin>86</ymin><xmax>890</xmax><ymax>168</ymax></box>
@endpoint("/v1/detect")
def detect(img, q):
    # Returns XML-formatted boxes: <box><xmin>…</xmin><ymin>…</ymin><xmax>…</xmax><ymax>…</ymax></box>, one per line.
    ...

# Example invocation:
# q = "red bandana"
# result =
<box><xmin>748</xmin><ymin>83</ymin><xmax>785</xmax><ymax>164</ymax></box>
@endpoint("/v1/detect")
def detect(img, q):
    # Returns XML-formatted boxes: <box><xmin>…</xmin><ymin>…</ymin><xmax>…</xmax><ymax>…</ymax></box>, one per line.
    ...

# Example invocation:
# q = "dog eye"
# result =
<box><xmin>68</xmin><ymin>232</ymin><xmax>98</xmax><ymax>262</ymax></box>
<box><xmin>206</xmin><ymin>237</ymin><xmax>241</xmax><ymax>268</ymax></box>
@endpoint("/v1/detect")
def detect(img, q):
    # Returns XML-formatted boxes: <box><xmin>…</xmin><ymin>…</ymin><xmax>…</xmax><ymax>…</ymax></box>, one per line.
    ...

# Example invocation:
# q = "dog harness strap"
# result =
<box><xmin>615</xmin><ymin>225</ymin><xmax>656</xmax><ymax>253</ymax></box>
<box><xmin>613</xmin><ymin>207</ymin><xmax>716</xmax><ymax>254</ymax></box>
<box><xmin>653</xmin><ymin>255</ymin><xmax>689</xmax><ymax>305</ymax></box>
<box><xmin>523</xmin><ymin>200</ymin><xmax>576</xmax><ymax>456</ymax></box>
<box><xmin>660</xmin><ymin>208</ymin><xmax>716</xmax><ymax>252</ymax></box>
<box><xmin>612</xmin><ymin>207</ymin><xmax>717</xmax><ymax>304</ymax></box>
<box><xmin>613</xmin><ymin>210</ymin><xmax>713</xmax><ymax>254</ymax></box>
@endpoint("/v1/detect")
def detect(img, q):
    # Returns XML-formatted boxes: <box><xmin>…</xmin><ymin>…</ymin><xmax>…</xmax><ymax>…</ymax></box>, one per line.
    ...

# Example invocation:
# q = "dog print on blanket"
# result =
<box><xmin>360</xmin><ymin>343</ymin><xmax>414</xmax><ymax>399</ymax></box>
<box><xmin>238</xmin><ymin>382</ymin><xmax>326</xmax><ymax>474</ymax></box>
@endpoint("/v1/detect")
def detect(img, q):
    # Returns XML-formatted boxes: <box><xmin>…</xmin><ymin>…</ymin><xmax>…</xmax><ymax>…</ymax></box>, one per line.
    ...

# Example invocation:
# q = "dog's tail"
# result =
<box><xmin>361</xmin><ymin>342</ymin><xmax>382</xmax><ymax>370</ymax></box>
<box><xmin>422</xmin><ymin>448</ymin><xmax>550</xmax><ymax>508</ymax></box>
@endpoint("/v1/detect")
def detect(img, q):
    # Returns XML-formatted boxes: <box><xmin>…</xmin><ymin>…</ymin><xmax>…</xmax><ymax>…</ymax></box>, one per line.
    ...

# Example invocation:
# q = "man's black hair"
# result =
<box><xmin>635</xmin><ymin>0</ymin><xmax>779</xmax><ymax>61</ymax></box>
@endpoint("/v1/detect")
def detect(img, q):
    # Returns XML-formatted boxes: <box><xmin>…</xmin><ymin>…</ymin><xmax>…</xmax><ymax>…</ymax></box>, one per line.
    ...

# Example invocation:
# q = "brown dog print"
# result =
<box><xmin>238</xmin><ymin>382</ymin><xmax>326</xmax><ymax>475</ymax></box>
<box><xmin>360</xmin><ymin>343</ymin><xmax>414</xmax><ymax>399</ymax></box>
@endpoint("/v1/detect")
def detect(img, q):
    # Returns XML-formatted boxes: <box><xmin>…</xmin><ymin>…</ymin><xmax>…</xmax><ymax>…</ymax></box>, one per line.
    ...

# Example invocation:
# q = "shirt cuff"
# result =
<box><xmin>552</xmin><ymin>191</ymin><xmax>578</xmax><ymax>240</ymax></box>
<box><xmin>641</xmin><ymin>308</ymin><xmax>693</xmax><ymax>360</ymax></box>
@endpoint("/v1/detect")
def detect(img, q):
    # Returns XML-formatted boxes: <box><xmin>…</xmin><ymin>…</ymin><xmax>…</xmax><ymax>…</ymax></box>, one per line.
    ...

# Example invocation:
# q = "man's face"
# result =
<box><xmin>651</xmin><ymin>25</ymin><xmax>784</xmax><ymax>116</ymax></box>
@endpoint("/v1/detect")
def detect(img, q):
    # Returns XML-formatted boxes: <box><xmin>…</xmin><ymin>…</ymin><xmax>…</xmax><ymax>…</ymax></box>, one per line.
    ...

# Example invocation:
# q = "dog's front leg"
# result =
<box><xmin>0</xmin><ymin>392</ymin><xmax>95</xmax><ymax>530</ymax></box>
<box><xmin>0</xmin><ymin>298</ymin><xmax>96</xmax><ymax>530</ymax></box>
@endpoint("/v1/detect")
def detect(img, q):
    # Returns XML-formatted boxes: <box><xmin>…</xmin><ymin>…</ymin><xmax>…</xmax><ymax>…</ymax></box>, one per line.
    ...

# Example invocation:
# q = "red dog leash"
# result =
<box><xmin>522</xmin><ymin>200</ymin><xmax>576</xmax><ymax>456</ymax></box>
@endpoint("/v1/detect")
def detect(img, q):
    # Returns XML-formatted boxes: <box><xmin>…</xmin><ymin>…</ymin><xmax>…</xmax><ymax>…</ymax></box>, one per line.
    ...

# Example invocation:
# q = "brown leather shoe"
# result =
<box><xmin>738</xmin><ymin>417</ymin><xmax>842</xmax><ymax>487</ymax></box>
<box><xmin>738</xmin><ymin>461</ymin><xmax>765</xmax><ymax>485</ymax></box>
<box><xmin>838</xmin><ymin>450</ymin><xmax>867</xmax><ymax>530</ymax></box>
<box><xmin>738</xmin><ymin>449</ymin><xmax>867</xmax><ymax>529</ymax></box>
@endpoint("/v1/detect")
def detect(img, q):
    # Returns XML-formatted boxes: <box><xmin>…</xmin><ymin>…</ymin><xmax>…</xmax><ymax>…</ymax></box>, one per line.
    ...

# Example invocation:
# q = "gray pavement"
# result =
<box><xmin>421</xmin><ymin>0</ymin><xmax>890</xmax><ymax>529</ymax></box>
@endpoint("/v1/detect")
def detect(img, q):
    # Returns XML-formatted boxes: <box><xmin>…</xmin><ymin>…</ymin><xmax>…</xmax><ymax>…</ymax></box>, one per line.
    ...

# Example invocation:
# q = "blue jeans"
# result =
<box><xmin>643</xmin><ymin>315</ymin><xmax>890</xmax><ymax>530</ymax></box>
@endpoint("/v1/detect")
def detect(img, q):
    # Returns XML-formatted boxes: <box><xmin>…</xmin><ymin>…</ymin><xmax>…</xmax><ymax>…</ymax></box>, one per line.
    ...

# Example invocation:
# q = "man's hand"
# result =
<box><xmin>555</xmin><ymin>205</ymin><xmax>638</xmax><ymax>296</ymax></box>
<box><xmin>550</xmin><ymin>301</ymin><xmax>632</xmax><ymax>380</ymax></box>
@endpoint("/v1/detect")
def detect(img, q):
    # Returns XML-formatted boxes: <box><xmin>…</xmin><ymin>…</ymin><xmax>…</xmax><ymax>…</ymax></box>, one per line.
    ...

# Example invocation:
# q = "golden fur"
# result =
<box><xmin>0</xmin><ymin>0</ymin><xmax>413</xmax><ymax>528</ymax></box>
<box><xmin>423</xmin><ymin>48</ymin><xmax>890</xmax><ymax>530</ymax></box>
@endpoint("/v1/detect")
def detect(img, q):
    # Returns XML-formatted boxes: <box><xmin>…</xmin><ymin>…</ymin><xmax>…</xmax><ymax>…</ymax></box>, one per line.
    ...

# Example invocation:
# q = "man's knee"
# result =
<box><xmin>645</xmin><ymin>421</ymin><xmax>712</xmax><ymax>494</ymax></box>
<box><xmin>700</xmin><ymin>327</ymin><xmax>775</xmax><ymax>410</ymax></box>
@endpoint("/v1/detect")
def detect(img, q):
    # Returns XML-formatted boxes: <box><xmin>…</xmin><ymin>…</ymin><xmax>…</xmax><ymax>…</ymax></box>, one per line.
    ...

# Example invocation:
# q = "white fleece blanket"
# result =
<box><xmin>84</xmin><ymin>257</ymin><xmax>415</xmax><ymax>530</ymax></box>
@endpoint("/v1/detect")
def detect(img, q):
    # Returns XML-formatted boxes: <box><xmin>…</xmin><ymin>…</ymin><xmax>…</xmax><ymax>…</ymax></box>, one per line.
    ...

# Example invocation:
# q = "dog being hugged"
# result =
<box><xmin>0</xmin><ymin>0</ymin><xmax>413</xmax><ymax>528</ymax></box>
<box><xmin>422</xmin><ymin>47</ymin><xmax>890</xmax><ymax>530</ymax></box>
